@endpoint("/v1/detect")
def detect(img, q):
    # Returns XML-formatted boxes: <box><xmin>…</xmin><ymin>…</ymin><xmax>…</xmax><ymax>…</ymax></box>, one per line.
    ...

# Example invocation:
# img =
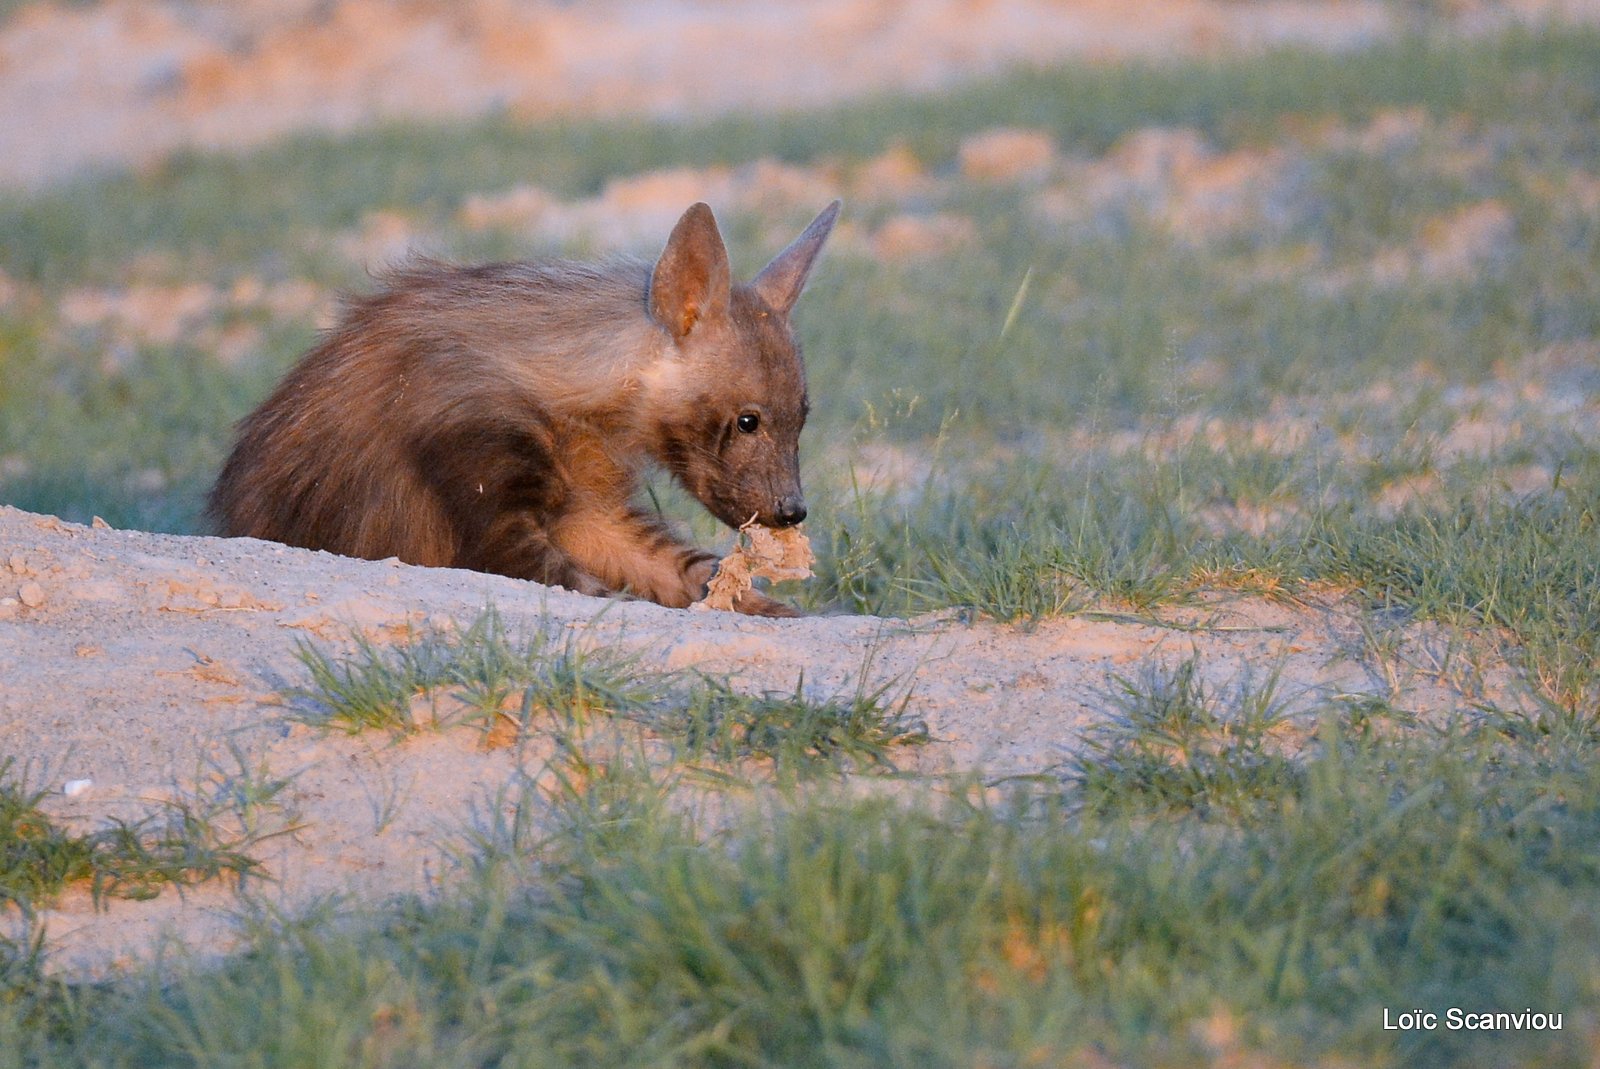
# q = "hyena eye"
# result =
<box><xmin>736</xmin><ymin>412</ymin><xmax>760</xmax><ymax>434</ymax></box>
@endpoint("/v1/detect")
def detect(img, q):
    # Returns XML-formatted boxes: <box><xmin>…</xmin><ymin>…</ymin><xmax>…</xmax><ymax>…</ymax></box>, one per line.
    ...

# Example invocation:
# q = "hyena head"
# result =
<box><xmin>643</xmin><ymin>200</ymin><xmax>839</xmax><ymax>530</ymax></box>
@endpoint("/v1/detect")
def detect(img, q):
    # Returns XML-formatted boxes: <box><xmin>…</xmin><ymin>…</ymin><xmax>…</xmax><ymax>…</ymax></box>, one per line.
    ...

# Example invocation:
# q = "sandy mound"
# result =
<box><xmin>0</xmin><ymin>504</ymin><xmax>1510</xmax><ymax>978</ymax></box>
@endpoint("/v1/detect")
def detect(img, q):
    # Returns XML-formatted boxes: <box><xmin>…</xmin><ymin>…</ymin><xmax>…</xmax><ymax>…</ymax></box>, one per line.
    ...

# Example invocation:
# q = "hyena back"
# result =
<box><xmin>208</xmin><ymin>201</ymin><xmax>840</xmax><ymax>616</ymax></box>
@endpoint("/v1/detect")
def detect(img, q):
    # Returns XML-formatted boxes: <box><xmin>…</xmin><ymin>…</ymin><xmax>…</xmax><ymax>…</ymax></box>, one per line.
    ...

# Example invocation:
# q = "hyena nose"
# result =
<box><xmin>774</xmin><ymin>496</ymin><xmax>807</xmax><ymax>527</ymax></box>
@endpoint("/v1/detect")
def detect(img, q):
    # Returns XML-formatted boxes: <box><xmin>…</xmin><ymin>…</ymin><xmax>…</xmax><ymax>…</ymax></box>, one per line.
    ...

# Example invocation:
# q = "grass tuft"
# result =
<box><xmin>665</xmin><ymin>672</ymin><xmax>928</xmax><ymax>775</ymax></box>
<box><xmin>293</xmin><ymin>608</ymin><xmax>927</xmax><ymax>778</ymax></box>
<box><xmin>0</xmin><ymin>756</ymin><xmax>294</xmax><ymax>912</ymax></box>
<box><xmin>290</xmin><ymin>608</ymin><xmax>661</xmax><ymax>736</ymax></box>
<box><xmin>1072</xmin><ymin>655</ymin><xmax>1307</xmax><ymax>818</ymax></box>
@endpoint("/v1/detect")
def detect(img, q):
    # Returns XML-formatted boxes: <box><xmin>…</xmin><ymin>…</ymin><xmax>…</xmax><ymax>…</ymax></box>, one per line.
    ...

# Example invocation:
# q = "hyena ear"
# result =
<box><xmin>650</xmin><ymin>202</ymin><xmax>732</xmax><ymax>341</ymax></box>
<box><xmin>751</xmin><ymin>200</ymin><xmax>841</xmax><ymax>315</ymax></box>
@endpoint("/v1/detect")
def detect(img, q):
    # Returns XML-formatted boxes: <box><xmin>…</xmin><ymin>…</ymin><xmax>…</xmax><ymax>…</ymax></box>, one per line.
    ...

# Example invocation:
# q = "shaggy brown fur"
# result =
<box><xmin>208</xmin><ymin>201</ymin><xmax>839</xmax><ymax>616</ymax></box>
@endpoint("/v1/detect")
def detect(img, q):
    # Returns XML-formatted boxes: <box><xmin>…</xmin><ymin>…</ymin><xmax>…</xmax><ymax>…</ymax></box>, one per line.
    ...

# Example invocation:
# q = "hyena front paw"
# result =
<box><xmin>559</xmin><ymin>570</ymin><xmax>613</xmax><ymax>599</ymax></box>
<box><xmin>684</xmin><ymin>557</ymin><xmax>716</xmax><ymax>598</ymax></box>
<box><xmin>733</xmin><ymin>589</ymin><xmax>803</xmax><ymax>618</ymax></box>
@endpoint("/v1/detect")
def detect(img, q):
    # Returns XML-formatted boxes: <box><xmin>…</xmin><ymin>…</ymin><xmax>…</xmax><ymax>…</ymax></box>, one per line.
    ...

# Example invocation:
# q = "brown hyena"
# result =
<box><xmin>208</xmin><ymin>201</ymin><xmax>840</xmax><ymax>617</ymax></box>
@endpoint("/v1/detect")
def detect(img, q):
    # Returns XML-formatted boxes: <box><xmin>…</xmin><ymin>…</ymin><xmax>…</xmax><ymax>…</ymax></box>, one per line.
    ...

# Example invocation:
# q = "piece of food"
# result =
<box><xmin>692</xmin><ymin>520</ymin><xmax>814</xmax><ymax>612</ymax></box>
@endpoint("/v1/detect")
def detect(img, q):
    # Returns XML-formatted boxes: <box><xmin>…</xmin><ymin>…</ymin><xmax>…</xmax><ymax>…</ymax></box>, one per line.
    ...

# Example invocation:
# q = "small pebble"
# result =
<box><xmin>63</xmin><ymin>779</ymin><xmax>93</xmax><ymax>798</ymax></box>
<box><xmin>17</xmin><ymin>581</ymin><xmax>45</xmax><ymax>608</ymax></box>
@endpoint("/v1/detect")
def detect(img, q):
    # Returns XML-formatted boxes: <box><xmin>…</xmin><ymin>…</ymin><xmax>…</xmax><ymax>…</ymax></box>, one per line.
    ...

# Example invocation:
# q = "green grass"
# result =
<box><xmin>795</xmin><ymin>440</ymin><xmax>1600</xmax><ymax>706</ymax></box>
<box><xmin>4</xmin><ymin>694</ymin><xmax>1600</xmax><ymax>1067</ymax></box>
<box><xmin>661</xmin><ymin>672</ymin><xmax>927</xmax><ymax>775</ymax></box>
<box><xmin>292</xmin><ymin>609</ymin><xmax>926</xmax><ymax>778</ymax></box>
<box><xmin>291</xmin><ymin>609</ymin><xmax>663</xmax><ymax>736</ymax></box>
<box><xmin>0</xmin><ymin>754</ymin><xmax>295</xmax><ymax>913</ymax></box>
<box><xmin>1071</xmin><ymin>655</ymin><xmax>1307</xmax><ymax>818</ymax></box>
<box><xmin>1313</xmin><ymin>469</ymin><xmax>1600</xmax><ymax>711</ymax></box>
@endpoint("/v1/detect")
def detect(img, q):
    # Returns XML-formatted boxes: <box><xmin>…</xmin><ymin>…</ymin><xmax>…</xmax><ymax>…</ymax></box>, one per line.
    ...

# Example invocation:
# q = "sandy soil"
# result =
<box><xmin>1</xmin><ymin>505</ymin><xmax>1512</xmax><ymax>977</ymax></box>
<box><xmin>12</xmin><ymin>0</ymin><xmax>1600</xmax><ymax>190</ymax></box>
